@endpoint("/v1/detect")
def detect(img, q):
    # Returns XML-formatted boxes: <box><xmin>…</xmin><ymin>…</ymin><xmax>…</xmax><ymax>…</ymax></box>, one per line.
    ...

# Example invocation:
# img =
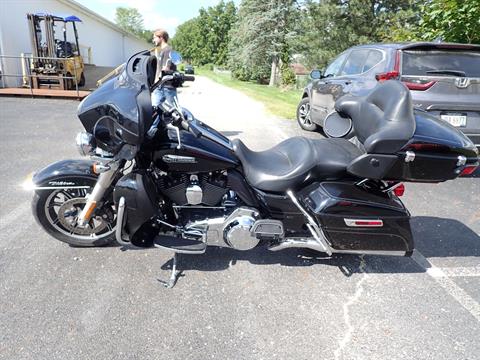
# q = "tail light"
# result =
<box><xmin>376</xmin><ymin>50</ymin><xmax>436</xmax><ymax>90</ymax></box>
<box><xmin>393</xmin><ymin>183</ymin><xmax>405</xmax><ymax>197</ymax></box>
<box><xmin>460</xmin><ymin>165</ymin><xmax>478</xmax><ymax>176</ymax></box>
<box><xmin>402</xmin><ymin>79</ymin><xmax>436</xmax><ymax>91</ymax></box>
<box><xmin>375</xmin><ymin>71</ymin><xmax>399</xmax><ymax>82</ymax></box>
<box><xmin>404</xmin><ymin>143</ymin><xmax>450</xmax><ymax>152</ymax></box>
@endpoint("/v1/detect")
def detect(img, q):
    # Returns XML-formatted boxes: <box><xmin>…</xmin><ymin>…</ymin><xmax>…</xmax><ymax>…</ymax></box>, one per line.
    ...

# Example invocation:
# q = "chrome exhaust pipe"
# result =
<box><xmin>269</xmin><ymin>238</ymin><xmax>328</xmax><ymax>252</ymax></box>
<box><xmin>286</xmin><ymin>190</ymin><xmax>333</xmax><ymax>256</ymax></box>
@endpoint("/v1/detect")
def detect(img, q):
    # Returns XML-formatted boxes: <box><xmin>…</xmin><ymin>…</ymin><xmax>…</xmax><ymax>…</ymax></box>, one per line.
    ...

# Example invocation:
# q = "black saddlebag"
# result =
<box><xmin>299</xmin><ymin>182</ymin><xmax>414</xmax><ymax>255</ymax></box>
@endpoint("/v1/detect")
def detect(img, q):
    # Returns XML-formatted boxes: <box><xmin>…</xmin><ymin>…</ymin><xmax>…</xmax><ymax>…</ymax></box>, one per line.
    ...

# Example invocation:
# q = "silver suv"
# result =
<box><xmin>297</xmin><ymin>42</ymin><xmax>480</xmax><ymax>147</ymax></box>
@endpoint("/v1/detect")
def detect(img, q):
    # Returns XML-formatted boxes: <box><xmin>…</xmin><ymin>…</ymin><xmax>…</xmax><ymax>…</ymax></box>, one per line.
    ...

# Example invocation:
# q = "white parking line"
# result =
<box><xmin>411</xmin><ymin>250</ymin><xmax>480</xmax><ymax>322</ymax></box>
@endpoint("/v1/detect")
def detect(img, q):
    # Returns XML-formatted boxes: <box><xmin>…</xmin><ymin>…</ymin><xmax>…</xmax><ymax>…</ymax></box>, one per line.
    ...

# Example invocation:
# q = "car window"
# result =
<box><xmin>362</xmin><ymin>50</ymin><xmax>383</xmax><ymax>73</ymax></box>
<box><xmin>324</xmin><ymin>52</ymin><xmax>348</xmax><ymax>78</ymax></box>
<box><xmin>339</xmin><ymin>49</ymin><xmax>370</xmax><ymax>76</ymax></box>
<box><xmin>402</xmin><ymin>50</ymin><xmax>480</xmax><ymax>77</ymax></box>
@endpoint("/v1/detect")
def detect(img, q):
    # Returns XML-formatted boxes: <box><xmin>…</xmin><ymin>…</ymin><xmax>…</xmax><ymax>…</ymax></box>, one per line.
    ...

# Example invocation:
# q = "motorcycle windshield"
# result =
<box><xmin>77</xmin><ymin>51</ymin><xmax>156</xmax><ymax>151</ymax></box>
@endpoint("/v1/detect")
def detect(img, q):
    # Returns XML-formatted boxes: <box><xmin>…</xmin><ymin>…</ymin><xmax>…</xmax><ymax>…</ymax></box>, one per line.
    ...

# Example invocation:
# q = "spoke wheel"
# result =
<box><xmin>32</xmin><ymin>184</ymin><xmax>116</xmax><ymax>247</ymax></box>
<box><xmin>296</xmin><ymin>98</ymin><xmax>317</xmax><ymax>131</ymax></box>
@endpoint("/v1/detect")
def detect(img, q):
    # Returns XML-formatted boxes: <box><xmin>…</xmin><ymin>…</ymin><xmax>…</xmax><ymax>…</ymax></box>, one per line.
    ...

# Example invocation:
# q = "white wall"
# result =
<box><xmin>0</xmin><ymin>0</ymin><xmax>149</xmax><ymax>87</ymax></box>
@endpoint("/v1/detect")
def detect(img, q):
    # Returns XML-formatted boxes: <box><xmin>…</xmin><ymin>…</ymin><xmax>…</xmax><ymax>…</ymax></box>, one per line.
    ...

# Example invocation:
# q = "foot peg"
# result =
<box><xmin>154</xmin><ymin>234</ymin><xmax>206</xmax><ymax>254</ymax></box>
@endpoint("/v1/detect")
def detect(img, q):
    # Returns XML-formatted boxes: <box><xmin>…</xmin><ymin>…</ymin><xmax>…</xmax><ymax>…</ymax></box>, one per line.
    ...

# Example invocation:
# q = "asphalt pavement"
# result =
<box><xmin>0</xmin><ymin>77</ymin><xmax>479</xmax><ymax>360</ymax></box>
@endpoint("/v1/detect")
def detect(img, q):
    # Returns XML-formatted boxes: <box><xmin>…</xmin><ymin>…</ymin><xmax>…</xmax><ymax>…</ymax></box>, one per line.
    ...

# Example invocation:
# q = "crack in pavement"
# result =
<box><xmin>334</xmin><ymin>255</ymin><xmax>368</xmax><ymax>360</ymax></box>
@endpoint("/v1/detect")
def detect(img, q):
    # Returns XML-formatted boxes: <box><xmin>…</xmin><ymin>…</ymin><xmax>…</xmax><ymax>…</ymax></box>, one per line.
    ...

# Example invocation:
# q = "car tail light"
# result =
<box><xmin>460</xmin><ymin>165</ymin><xmax>478</xmax><ymax>176</ymax></box>
<box><xmin>376</xmin><ymin>49</ymin><xmax>436</xmax><ymax>90</ymax></box>
<box><xmin>375</xmin><ymin>71</ymin><xmax>399</xmax><ymax>82</ymax></box>
<box><xmin>393</xmin><ymin>183</ymin><xmax>405</xmax><ymax>197</ymax></box>
<box><xmin>402</xmin><ymin>79</ymin><xmax>436</xmax><ymax>91</ymax></box>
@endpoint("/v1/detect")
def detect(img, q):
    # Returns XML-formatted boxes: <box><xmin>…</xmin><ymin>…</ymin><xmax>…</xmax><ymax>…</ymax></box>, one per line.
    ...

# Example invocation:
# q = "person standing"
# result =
<box><xmin>151</xmin><ymin>29</ymin><xmax>176</xmax><ymax>107</ymax></box>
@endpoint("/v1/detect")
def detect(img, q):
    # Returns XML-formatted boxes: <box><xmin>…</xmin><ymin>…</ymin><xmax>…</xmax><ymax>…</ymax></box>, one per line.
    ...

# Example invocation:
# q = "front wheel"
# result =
<box><xmin>296</xmin><ymin>98</ymin><xmax>317</xmax><ymax>131</ymax></box>
<box><xmin>32</xmin><ymin>186</ymin><xmax>116</xmax><ymax>247</ymax></box>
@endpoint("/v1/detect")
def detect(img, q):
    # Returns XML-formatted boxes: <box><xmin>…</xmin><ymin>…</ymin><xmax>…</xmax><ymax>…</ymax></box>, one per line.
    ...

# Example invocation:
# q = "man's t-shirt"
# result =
<box><xmin>154</xmin><ymin>45</ymin><xmax>176</xmax><ymax>82</ymax></box>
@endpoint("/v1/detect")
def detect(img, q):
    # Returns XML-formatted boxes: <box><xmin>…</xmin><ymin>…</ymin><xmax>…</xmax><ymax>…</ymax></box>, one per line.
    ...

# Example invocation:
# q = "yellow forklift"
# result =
<box><xmin>26</xmin><ymin>13</ymin><xmax>85</xmax><ymax>90</ymax></box>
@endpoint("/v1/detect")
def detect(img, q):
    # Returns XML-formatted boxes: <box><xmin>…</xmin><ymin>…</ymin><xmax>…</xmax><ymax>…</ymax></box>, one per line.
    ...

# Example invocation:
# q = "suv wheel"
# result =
<box><xmin>297</xmin><ymin>98</ymin><xmax>317</xmax><ymax>131</ymax></box>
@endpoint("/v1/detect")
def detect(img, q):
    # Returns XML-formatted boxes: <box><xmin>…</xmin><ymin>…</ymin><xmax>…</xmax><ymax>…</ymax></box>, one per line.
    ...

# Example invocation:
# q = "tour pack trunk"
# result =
<box><xmin>347</xmin><ymin>111</ymin><xmax>479</xmax><ymax>183</ymax></box>
<box><xmin>299</xmin><ymin>181</ymin><xmax>414</xmax><ymax>255</ymax></box>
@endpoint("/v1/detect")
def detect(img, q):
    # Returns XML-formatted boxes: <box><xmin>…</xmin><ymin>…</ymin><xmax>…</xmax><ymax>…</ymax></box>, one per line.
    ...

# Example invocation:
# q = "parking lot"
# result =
<box><xmin>1</xmin><ymin>77</ymin><xmax>479</xmax><ymax>360</ymax></box>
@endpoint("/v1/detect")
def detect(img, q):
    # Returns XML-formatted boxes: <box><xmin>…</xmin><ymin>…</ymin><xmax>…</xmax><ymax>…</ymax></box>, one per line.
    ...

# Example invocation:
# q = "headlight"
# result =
<box><xmin>75</xmin><ymin>132</ymin><xmax>96</xmax><ymax>156</ymax></box>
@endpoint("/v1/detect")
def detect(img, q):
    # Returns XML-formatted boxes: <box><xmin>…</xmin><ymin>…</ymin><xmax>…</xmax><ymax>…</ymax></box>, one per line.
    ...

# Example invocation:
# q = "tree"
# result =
<box><xmin>114</xmin><ymin>7</ymin><xmax>151</xmax><ymax>44</ymax></box>
<box><xmin>172</xmin><ymin>1</ymin><xmax>237</xmax><ymax>66</ymax></box>
<box><xmin>418</xmin><ymin>0</ymin><xmax>480</xmax><ymax>43</ymax></box>
<box><xmin>294</xmin><ymin>0</ymin><xmax>418</xmax><ymax>69</ymax></box>
<box><xmin>115</xmin><ymin>7</ymin><xmax>144</xmax><ymax>34</ymax></box>
<box><xmin>228</xmin><ymin>0</ymin><xmax>297</xmax><ymax>85</ymax></box>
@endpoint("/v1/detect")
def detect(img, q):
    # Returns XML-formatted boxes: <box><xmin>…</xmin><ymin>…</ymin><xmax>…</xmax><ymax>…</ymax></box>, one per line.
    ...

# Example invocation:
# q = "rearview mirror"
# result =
<box><xmin>169</xmin><ymin>51</ymin><xmax>183</xmax><ymax>65</ymax></box>
<box><xmin>310</xmin><ymin>69</ymin><xmax>322</xmax><ymax>80</ymax></box>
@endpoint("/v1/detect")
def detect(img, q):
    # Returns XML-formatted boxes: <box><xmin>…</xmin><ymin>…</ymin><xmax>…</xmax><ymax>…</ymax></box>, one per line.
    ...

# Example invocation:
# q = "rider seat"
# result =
<box><xmin>232</xmin><ymin>137</ymin><xmax>362</xmax><ymax>192</ymax></box>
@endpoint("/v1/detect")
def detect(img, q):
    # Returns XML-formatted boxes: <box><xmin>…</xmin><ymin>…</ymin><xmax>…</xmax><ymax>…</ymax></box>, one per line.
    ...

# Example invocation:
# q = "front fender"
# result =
<box><xmin>29</xmin><ymin>159</ymin><xmax>97</xmax><ymax>190</ymax></box>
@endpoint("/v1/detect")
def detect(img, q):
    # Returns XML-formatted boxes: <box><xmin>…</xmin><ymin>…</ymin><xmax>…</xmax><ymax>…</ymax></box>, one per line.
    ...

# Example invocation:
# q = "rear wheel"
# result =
<box><xmin>32</xmin><ymin>186</ymin><xmax>116</xmax><ymax>247</ymax></box>
<box><xmin>297</xmin><ymin>98</ymin><xmax>317</xmax><ymax>131</ymax></box>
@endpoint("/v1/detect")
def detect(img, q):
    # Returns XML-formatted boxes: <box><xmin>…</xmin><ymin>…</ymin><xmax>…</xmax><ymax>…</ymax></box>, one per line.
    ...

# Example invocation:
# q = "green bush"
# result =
<box><xmin>281</xmin><ymin>66</ymin><xmax>296</xmax><ymax>87</ymax></box>
<box><xmin>178</xmin><ymin>63</ymin><xmax>185</xmax><ymax>72</ymax></box>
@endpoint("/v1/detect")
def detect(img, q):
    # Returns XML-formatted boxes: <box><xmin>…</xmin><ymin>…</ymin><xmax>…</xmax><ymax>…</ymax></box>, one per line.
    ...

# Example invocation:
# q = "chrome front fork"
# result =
<box><xmin>77</xmin><ymin>161</ymin><xmax>119</xmax><ymax>226</ymax></box>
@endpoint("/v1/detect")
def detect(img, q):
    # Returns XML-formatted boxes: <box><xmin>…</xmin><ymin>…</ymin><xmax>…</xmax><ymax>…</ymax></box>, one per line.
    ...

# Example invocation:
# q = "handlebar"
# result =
<box><xmin>150</xmin><ymin>72</ymin><xmax>195</xmax><ymax>92</ymax></box>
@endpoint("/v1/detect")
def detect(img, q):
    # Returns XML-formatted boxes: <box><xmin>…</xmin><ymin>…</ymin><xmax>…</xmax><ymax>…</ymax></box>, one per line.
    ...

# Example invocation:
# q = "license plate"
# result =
<box><xmin>440</xmin><ymin>113</ymin><xmax>467</xmax><ymax>127</ymax></box>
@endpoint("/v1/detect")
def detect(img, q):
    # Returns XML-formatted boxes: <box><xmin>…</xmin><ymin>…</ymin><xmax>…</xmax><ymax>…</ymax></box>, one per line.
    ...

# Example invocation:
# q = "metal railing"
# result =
<box><xmin>0</xmin><ymin>53</ymin><xmax>83</xmax><ymax>97</ymax></box>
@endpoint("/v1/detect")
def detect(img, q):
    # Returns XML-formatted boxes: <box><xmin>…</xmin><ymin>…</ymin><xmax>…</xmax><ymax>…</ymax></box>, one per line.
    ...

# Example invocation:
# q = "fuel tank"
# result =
<box><xmin>153</xmin><ymin>126</ymin><xmax>240</xmax><ymax>173</ymax></box>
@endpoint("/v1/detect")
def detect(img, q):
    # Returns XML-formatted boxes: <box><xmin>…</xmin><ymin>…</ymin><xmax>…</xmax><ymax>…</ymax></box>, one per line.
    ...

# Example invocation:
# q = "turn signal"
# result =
<box><xmin>393</xmin><ymin>184</ymin><xmax>405</xmax><ymax>197</ymax></box>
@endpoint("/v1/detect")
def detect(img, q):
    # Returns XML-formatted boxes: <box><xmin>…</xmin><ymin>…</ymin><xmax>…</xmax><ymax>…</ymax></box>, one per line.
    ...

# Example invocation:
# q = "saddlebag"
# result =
<box><xmin>299</xmin><ymin>181</ymin><xmax>414</xmax><ymax>255</ymax></box>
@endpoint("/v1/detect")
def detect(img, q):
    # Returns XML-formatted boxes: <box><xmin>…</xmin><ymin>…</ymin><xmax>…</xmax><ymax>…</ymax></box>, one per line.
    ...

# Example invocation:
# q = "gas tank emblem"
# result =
<box><xmin>455</xmin><ymin>77</ymin><xmax>470</xmax><ymax>89</ymax></box>
<box><xmin>162</xmin><ymin>155</ymin><xmax>198</xmax><ymax>164</ymax></box>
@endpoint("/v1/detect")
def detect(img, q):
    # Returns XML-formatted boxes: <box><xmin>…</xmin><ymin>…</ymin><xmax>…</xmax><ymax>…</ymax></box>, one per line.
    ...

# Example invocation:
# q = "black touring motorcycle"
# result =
<box><xmin>29</xmin><ymin>51</ymin><xmax>479</xmax><ymax>287</ymax></box>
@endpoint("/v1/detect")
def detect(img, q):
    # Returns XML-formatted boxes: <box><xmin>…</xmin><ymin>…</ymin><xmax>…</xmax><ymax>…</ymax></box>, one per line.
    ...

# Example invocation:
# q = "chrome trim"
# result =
<box><xmin>167</xmin><ymin>123</ymin><xmax>182</xmax><ymax>149</ymax></box>
<box><xmin>457</xmin><ymin>155</ymin><xmax>467</xmax><ymax>166</ymax></box>
<box><xmin>382</xmin><ymin>182</ymin><xmax>402</xmax><ymax>193</ymax></box>
<box><xmin>75</xmin><ymin>131</ymin><xmax>95</xmax><ymax>157</ymax></box>
<box><xmin>344</xmin><ymin>219</ymin><xmax>384</xmax><ymax>227</ymax></box>
<box><xmin>333</xmin><ymin>249</ymin><xmax>407</xmax><ymax>256</ymax></box>
<box><xmin>173</xmin><ymin>205</ymin><xmax>225</xmax><ymax>209</ymax></box>
<box><xmin>286</xmin><ymin>190</ymin><xmax>332</xmax><ymax>256</ymax></box>
<box><xmin>77</xmin><ymin>162</ymin><xmax>119</xmax><ymax>226</ymax></box>
<box><xmin>115</xmin><ymin>197</ymin><xmax>131</xmax><ymax>246</ymax></box>
<box><xmin>269</xmin><ymin>238</ymin><xmax>327</xmax><ymax>252</ymax></box>
<box><xmin>162</xmin><ymin>155</ymin><xmax>197</xmax><ymax>164</ymax></box>
<box><xmin>405</xmin><ymin>151</ymin><xmax>415</xmax><ymax>163</ymax></box>
<box><xmin>30</xmin><ymin>186</ymin><xmax>91</xmax><ymax>190</ymax></box>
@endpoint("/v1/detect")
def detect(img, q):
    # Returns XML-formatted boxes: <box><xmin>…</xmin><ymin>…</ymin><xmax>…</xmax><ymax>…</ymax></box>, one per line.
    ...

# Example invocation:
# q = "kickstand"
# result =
<box><xmin>158</xmin><ymin>253</ymin><xmax>182</xmax><ymax>288</ymax></box>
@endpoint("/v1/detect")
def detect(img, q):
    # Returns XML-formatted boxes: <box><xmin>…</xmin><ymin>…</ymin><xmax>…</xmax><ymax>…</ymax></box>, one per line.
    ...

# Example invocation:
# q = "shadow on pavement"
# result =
<box><xmin>100</xmin><ymin>215</ymin><xmax>480</xmax><ymax>278</ymax></box>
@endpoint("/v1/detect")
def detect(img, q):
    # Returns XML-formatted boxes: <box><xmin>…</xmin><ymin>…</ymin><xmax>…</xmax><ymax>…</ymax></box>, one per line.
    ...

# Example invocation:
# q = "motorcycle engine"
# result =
<box><xmin>156</xmin><ymin>171</ymin><xmax>228</xmax><ymax>206</ymax></box>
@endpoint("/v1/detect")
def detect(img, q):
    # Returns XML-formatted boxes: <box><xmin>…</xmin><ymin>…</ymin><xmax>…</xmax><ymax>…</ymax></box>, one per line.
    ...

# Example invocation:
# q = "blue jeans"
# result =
<box><xmin>151</xmin><ymin>87</ymin><xmax>177</xmax><ymax>107</ymax></box>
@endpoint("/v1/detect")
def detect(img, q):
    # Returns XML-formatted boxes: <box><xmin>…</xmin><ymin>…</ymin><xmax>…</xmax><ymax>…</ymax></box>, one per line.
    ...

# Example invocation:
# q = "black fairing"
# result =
<box><xmin>299</xmin><ymin>182</ymin><xmax>413</xmax><ymax>253</ymax></box>
<box><xmin>77</xmin><ymin>51</ymin><xmax>156</xmax><ymax>153</ymax></box>
<box><xmin>113</xmin><ymin>171</ymin><xmax>158</xmax><ymax>241</ymax></box>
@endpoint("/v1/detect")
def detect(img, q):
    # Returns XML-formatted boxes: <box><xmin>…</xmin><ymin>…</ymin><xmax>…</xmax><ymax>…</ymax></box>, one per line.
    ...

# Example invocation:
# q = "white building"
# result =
<box><xmin>0</xmin><ymin>0</ymin><xmax>150</xmax><ymax>87</ymax></box>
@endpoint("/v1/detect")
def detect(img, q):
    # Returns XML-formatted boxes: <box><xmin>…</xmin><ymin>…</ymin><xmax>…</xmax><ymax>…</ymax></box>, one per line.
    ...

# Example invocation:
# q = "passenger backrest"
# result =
<box><xmin>335</xmin><ymin>80</ymin><xmax>416</xmax><ymax>154</ymax></box>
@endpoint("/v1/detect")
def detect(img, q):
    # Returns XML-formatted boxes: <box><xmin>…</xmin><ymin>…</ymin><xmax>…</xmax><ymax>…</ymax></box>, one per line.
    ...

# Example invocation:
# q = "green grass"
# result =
<box><xmin>196</xmin><ymin>68</ymin><xmax>302</xmax><ymax>120</ymax></box>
